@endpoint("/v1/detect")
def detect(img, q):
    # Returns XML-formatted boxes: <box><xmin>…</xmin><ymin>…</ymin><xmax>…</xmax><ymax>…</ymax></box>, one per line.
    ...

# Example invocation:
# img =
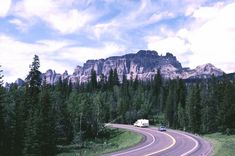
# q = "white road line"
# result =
<box><xmin>110</xmin><ymin>127</ymin><xmax>156</xmax><ymax>156</ymax></box>
<box><xmin>109</xmin><ymin>125</ymin><xmax>202</xmax><ymax>156</ymax></box>
<box><xmin>171</xmin><ymin>130</ymin><xmax>199</xmax><ymax>156</ymax></box>
<box><xmin>144</xmin><ymin>129</ymin><xmax>176</xmax><ymax>156</ymax></box>
<box><xmin>110</xmin><ymin>125</ymin><xmax>177</xmax><ymax>156</ymax></box>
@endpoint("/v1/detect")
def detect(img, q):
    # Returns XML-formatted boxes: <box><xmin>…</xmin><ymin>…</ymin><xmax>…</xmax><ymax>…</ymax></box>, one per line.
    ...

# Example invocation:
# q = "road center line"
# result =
<box><xmin>165</xmin><ymin>130</ymin><xmax>199</xmax><ymax>156</ymax></box>
<box><xmin>144</xmin><ymin>130</ymin><xmax>176</xmax><ymax>156</ymax></box>
<box><xmin>173</xmin><ymin>131</ymin><xmax>199</xmax><ymax>156</ymax></box>
<box><xmin>111</xmin><ymin>127</ymin><xmax>156</xmax><ymax>156</ymax></box>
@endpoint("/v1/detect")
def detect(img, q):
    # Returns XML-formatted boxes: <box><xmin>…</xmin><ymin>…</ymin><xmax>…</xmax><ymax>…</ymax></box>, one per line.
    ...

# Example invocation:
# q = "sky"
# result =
<box><xmin>0</xmin><ymin>0</ymin><xmax>235</xmax><ymax>83</ymax></box>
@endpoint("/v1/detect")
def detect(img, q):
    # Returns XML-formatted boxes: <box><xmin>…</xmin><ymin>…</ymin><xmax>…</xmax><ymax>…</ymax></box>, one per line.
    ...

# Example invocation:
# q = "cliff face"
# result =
<box><xmin>39</xmin><ymin>50</ymin><xmax>224</xmax><ymax>84</ymax></box>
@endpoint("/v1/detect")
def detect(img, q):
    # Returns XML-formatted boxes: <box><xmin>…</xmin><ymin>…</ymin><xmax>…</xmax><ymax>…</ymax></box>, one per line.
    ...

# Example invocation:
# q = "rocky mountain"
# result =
<box><xmin>40</xmin><ymin>50</ymin><xmax>224</xmax><ymax>85</ymax></box>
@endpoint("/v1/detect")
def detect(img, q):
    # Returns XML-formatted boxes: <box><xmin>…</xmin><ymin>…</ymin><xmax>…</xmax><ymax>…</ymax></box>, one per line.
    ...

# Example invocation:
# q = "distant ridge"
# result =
<box><xmin>14</xmin><ymin>50</ymin><xmax>225</xmax><ymax>85</ymax></box>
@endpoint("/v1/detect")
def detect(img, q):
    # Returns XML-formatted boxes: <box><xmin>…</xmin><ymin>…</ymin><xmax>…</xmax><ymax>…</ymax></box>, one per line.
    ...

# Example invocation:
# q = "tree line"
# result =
<box><xmin>0</xmin><ymin>55</ymin><xmax>234</xmax><ymax>155</ymax></box>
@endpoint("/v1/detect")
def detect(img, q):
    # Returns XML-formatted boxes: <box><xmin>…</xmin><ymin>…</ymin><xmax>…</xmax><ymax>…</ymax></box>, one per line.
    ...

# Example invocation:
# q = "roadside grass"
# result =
<box><xmin>57</xmin><ymin>128</ymin><xmax>143</xmax><ymax>156</ymax></box>
<box><xmin>204</xmin><ymin>133</ymin><xmax>235</xmax><ymax>156</ymax></box>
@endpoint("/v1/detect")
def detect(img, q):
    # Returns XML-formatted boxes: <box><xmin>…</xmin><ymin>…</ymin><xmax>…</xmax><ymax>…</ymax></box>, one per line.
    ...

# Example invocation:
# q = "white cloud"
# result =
<box><xmin>47</xmin><ymin>9</ymin><xmax>93</xmax><ymax>34</ymax></box>
<box><xmin>0</xmin><ymin>35</ymin><xmax>74</xmax><ymax>82</ymax></box>
<box><xmin>9</xmin><ymin>18</ymin><xmax>30</xmax><ymax>32</ymax></box>
<box><xmin>59</xmin><ymin>42</ymin><xmax>126</xmax><ymax>63</ymax></box>
<box><xmin>188</xmin><ymin>2</ymin><xmax>235</xmax><ymax>72</ymax></box>
<box><xmin>93</xmin><ymin>21</ymin><xmax>121</xmax><ymax>39</ymax></box>
<box><xmin>146</xmin><ymin>35</ymin><xmax>191</xmax><ymax>64</ymax></box>
<box><xmin>11</xmin><ymin>0</ymin><xmax>96</xmax><ymax>34</ymax></box>
<box><xmin>146</xmin><ymin>2</ymin><xmax>235</xmax><ymax>73</ymax></box>
<box><xmin>0</xmin><ymin>0</ymin><xmax>11</xmax><ymax>17</ymax></box>
<box><xmin>0</xmin><ymin>34</ymin><xmax>126</xmax><ymax>83</ymax></box>
<box><xmin>91</xmin><ymin>0</ymin><xmax>175</xmax><ymax>40</ymax></box>
<box><xmin>147</xmin><ymin>11</ymin><xmax>175</xmax><ymax>25</ymax></box>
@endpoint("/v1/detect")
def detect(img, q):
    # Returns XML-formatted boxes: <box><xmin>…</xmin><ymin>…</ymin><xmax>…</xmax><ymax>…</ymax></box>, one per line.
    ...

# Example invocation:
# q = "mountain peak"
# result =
<box><xmin>185</xmin><ymin>63</ymin><xmax>224</xmax><ymax>78</ymax></box>
<box><xmin>196</xmin><ymin>63</ymin><xmax>214</xmax><ymax>69</ymax></box>
<box><xmin>136</xmin><ymin>50</ymin><xmax>158</xmax><ymax>56</ymax></box>
<box><xmin>195</xmin><ymin>63</ymin><xmax>223</xmax><ymax>73</ymax></box>
<box><xmin>165</xmin><ymin>52</ymin><xmax>174</xmax><ymax>57</ymax></box>
<box><xmin>15</xmin><ymin>50</ymin><xmax>225</xmax><ymax>84</ymax></box>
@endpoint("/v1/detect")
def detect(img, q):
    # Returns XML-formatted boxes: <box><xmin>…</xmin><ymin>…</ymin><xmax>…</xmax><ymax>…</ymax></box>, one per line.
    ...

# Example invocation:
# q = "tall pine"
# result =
<box><xmin>90</xmin><ymin>68</ymin><xmax>97</xmax><ymax>91</ymax></box>
<box><xmin>220</xmin><ymin>79</ymin><xmax>235</xmax><ymax>132</ymax></box>
<box><xmin>187</xmin><ymin>83</ymin><xmax>202</xmax><ymax>133</ymax></box>
<box><xmin>38</xmin><ymin>81</ymin><xmax>56</xmax><ymax>156</ymax></box>
<box><xmin>24</xmin><ymin>55</ymin><xmax>42</xmax><ymax>155</ymax></box>
<box><xmin>0</xmin><ymin>65</ymin><xmax>5</xmax><ymax>155</ymax></box>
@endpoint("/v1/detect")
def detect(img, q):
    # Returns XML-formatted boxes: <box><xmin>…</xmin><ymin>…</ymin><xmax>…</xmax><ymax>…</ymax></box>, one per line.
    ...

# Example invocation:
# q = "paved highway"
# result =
<box><xmin>104</xmin><ymin>124</ymin><xmax>212</xmax><ymax>156</ymax></box>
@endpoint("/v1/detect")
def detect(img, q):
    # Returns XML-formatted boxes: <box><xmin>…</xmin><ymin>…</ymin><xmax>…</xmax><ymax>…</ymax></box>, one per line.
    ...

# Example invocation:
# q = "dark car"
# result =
<box><xmin>158</xmin><ymin>126</ymin><xmax>166</xmax><ymax>131</ymax></box>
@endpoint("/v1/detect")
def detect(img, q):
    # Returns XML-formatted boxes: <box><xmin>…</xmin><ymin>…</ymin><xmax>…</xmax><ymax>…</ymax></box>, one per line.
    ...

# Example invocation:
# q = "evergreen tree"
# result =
<box><xmin>108</xmin><ymin>69</ymin><xmax>114</xmax><ymax>89</ymax></box>
<box><xmin>53</xmin><ymin>77</ymin><xmax>73</xmax><ymax>144</ymax></box>
<box><xmin>154</xmin><ymin>69</ymin><xmax>162</xmax><ymax>96</ymax></box>
<box><xmin>98</xmin><ymin>74</ymin><xmax>106</xmax><ymax>90</ymax></box>
<box><xmin>24</xmin><ymin>55</ymin><xmax>42</xmax><ymax>155</ymax></box>
<box><xmin>38</xmin><ymin>82</ymin><xmax>56</xmax><ymax>156</ymax></box>
<box><xmin>151</xmin><ymin>69</ymin><xmax>162</xmax><ymax>114</ymax></box>
<box><xmin>113</xmin><ymin>68</ymin><xmax>119</xmax><ymax>86</ymax></box>
<box><xmin>177</xmin><ymin>102</ymin><xmax>186</xmax><ymax>130</ymax></box>
<box><xmin>1</xmin><ymin>83</ymin><xmax>26</xmax><ymax>156</ymax></box>
<box><xmin>0</xmin><ymin>65</ymin><xmax>5</xmax><ymax>155</ymax></box>
<box><xmin>187</xmin><ymin>84</ymin><xmax>202</xmax><ymax>133</ymax></box>
<box><xmin>175</xmin><ymin>79</ymin><xmax>186</xmax><ymax>129</ymax></box>
<box><xmin>90</xmin><ymin>68</ymin><xmax>97</xmax><ymax>91</ymax></box>
<box><xmin>25</xmin><ymin>55</ymin><xmax>41</xmax><ymax>95</ymax></box>
<box><xmin>220</xmin><ymin>80</ymin><xmax>235</xmax><ymax>131</ymax></box>
<box><xmin>201</xmin><ymin>79</ymin><xmax>218</xmax><ymax>133</ymax></box>
<box><xmin>133</xmin><ymin>75</ymin><xmax>139</xmax><ymax>90</ymax></box>
<box><xmin>13</xmin><ymin>86</ymin><xmax>25</xmax><ymax>156</ymax></box>
<box><xmin>176</xmin><ymin>79</ymin><xmax>186</xmax><ymax>108</ymax></box>
<box><xmin>165</xmin><ymin>81</ymin><xmax>176</xmax><ymax>127</ymax></box>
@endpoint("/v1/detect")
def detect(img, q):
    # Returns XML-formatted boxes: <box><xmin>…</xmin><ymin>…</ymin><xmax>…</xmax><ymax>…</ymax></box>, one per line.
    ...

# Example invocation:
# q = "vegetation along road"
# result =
<box><xmin>104</xmin><ymin>124</ymin><xmax>212</xmax><ymax>156</ymax></box>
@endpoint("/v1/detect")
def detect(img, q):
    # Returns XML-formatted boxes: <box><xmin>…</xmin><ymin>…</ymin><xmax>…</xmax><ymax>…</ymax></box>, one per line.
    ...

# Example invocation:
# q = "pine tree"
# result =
<box><xmin>98</xmin><ymin>74</ymin><xmax>106</xmax><ymax>90</ymax></box>
<box><xmin>133</xmin><ymin>75</ymin><xmax>139</xmax><ymax>90</ymax></box>
<box><xmin>165</xmin><ymin>81</ymin><xmax>176</xmax><ymax>127</ymax></box>
<box><xmin>26</xmin><ymin>55</ymin><xmax>41</xmax><ymax>94</ymax></box>
<box><xmin>90</xmin><ymin>68</ymin><xmax>97</xmax><ymax>91</ymax></box>
<box><xmin>201</xmin><ymin>78</ymin><xmax>218</xmax><ymax>133</ymax></box>
<box><xmin>151</xmin><ymin>69</ymin><xmax>162</xmax><ymax>114</ymax></box>
<box><xmin>24</xmin><ymin>55</ymin><xmax>42</xmax><ymax>156</ymax></box>
<box><xmin>108</xmin><ymin>69</ymin><xmax>114</xmax><ymax>89</ymax></box>
<box><xmin>113</xmin><ymin>68</ymin><xmax>119</xmax><ymax>86</ymax></box>
<box><xmin>1</xmin><ymin>83</ymin><xmax>26</xmax><ymax>156</ymax></box>
<box><xmin>0</xmin><ymin>65</ymin><xmax>5</xmax><ymax>155</ymax></box>
<box><xmin>220</xmin><ymin>79</ymin><xmax>235</xmax><ymax>132</ymax></box>
<box><xmin>55</xmin><ymin>77</ymin><xmax>73</xmax><ymax>144</ymax></box>
<box><xmin>187</xmin><ymin>84</ymin><xmax>202</xmax><ymax>133</ymax></box>
<box><xmin>38</xmin><ymin>82</ymin><xmax>56</xmax><ymax>156</ymax></box>
<box><xmin>175</xmin><ymin>79</ymin><xmax>186</xmax><ymax>129</ymax></box>
<box><xmin>177</xmin><ymin>102</ymin><xmax>186</xmax><ymax>130</ymax></box>
<box><xmin>13</xmin><ymin>86</ymin><xmax>25</xmax><ymax>156</ymax></box>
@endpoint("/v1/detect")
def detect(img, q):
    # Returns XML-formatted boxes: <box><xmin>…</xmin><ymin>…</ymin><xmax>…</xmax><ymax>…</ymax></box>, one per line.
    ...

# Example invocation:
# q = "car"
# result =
<box><xmin>158</xmin><ymin>126</ymin><xmax>166</xmax><ymax>131</ymax></box>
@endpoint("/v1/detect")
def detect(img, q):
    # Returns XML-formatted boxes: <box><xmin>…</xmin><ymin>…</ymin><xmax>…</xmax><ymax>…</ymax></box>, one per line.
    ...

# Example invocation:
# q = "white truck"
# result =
<box><xmin>133</xmin><ymin>119</ymin><xmax>149</xmax><ymax>127</ymax></box>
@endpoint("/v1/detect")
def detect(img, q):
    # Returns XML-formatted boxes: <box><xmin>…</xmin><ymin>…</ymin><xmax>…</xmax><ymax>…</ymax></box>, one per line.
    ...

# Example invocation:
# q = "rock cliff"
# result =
<box><xmin>41</xmin><ymin>50</ymin><xmax>224</xmax><ymax>84</ymax></box>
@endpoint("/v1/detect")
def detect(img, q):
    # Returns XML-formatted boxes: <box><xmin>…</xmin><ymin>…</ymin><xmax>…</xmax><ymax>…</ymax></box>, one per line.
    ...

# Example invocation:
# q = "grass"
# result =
<box><xmin>204</xmin><ymin>133</ymin><xmax>235</xmax><ymax>156</ymax></box>
<box><xmin>57</xmin><ymin>129</ymin><xmax>143</xmax><ymax>156</ymax></box>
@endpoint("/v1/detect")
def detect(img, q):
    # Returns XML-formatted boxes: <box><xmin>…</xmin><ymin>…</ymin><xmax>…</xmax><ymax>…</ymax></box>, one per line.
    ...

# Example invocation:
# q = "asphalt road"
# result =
<box><xmin>104</xmin><ymin>124</ymin><xmax>212</xmax><ymax>156</ymax></box>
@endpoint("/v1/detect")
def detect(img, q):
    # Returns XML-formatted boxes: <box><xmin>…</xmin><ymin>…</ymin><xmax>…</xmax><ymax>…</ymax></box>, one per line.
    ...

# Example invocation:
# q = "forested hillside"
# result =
<box><xmin>0</xmin><ymin>55</ymin><xmax>234</xmax><ymax>156</ymax></box>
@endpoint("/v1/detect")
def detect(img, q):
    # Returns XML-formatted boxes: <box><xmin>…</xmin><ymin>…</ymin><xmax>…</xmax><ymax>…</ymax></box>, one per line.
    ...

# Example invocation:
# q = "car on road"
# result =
<box><xmin>158</xmin><ymin>126</ymin><xmax>166</xmax><ymax>131</ymax></box>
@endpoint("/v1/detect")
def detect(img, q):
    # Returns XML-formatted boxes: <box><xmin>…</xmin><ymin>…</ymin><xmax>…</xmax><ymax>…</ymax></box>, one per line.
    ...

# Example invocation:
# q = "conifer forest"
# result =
<box><xmin>0</xmin><ymin>55</ymin><xmax>234</xmax><ymax>156</ymax></box>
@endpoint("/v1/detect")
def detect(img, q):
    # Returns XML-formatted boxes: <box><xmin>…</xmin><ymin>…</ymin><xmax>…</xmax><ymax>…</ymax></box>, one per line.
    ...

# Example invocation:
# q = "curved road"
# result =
<box><xmin>104</xmin><ymin>124</ymin><xmax>212</xmax><ymax>156</ymax></box>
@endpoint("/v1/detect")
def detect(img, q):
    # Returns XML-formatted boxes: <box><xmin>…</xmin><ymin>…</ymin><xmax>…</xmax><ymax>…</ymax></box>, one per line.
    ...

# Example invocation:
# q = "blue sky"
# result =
<box><xmin>0</xmin><ymin>0</ymin><xmax>235</xmax><ymax>82</ymax></box>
